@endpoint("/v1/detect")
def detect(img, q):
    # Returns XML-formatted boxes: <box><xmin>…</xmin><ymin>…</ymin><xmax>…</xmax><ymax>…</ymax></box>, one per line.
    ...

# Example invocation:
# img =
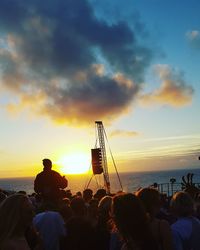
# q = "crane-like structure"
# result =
<box><xmin>85</xmin><ymin>121</ymin><xmax>123</xmax><ymax>194</ymax></box>
<box><xmin>95</xmin><ymin>121</ymin><xmax>111</xmax><ymax>193</ymax></box>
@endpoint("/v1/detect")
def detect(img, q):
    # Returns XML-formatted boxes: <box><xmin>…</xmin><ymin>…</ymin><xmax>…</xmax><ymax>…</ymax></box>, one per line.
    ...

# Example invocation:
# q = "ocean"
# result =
<box><xmin>0</xmin><ymin>168</ymin><xmax>200</xmax><ymax>195</ymax></box>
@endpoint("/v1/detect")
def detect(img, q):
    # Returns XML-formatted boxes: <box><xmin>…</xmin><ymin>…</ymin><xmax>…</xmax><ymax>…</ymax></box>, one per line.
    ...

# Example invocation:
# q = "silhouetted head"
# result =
<box><xmin>136</xmin><ymin>188</ymin><xmax>161</xmax><ymax>218</ymax></box>
<box><xmin>98</xmin><ymin>195</ymin><xmax>112</xmax><ymax>221</ymax></box>
<box><xmin>76</xmin><ymin>191</ymin><xmax>82</xmax><ymax>197</ymax></box>
<box><xmin>112</xmin><ymin>193</ymin><xmax>156</xmax><ymax>250</ymax></box>
<box><xmin>83</xmin><ymin>189</ymin><xmax>93</xmax><ymax>202</ymax></box>
<box><xmin>94</xmin><ymin>188</ymin><xmax>106</xmax><ymax>201</ymax></box>
<box><xmin>98</xmin><ymin>195</ymin><xmax>112</xmax><ymax>214</ymax></box>
<box><xmin>170</xmin><ymin>191</ymin><xmax>194</xmax><ymax>217</ymax></box>
<box><xmin>42</xmin><ymin>158</ymin><xmax>52</xmax><ymax>171</ymax></box>
<box><xmin>0</xmin><ymin>194</ymin><xmax>34</xmax><ymax>247</ymax></box>
<box><xmin>70</xmin><ymin>197</ymin><xmax>86</xmax><ymax>217</ymax></box>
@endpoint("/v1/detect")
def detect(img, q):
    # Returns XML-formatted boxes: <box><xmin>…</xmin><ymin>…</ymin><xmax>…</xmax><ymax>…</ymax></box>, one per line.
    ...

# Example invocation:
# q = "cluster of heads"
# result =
<box><xmin>0</xmin><ymin>182</ymin><xmax>196</xmax><ymax>250</ymax></box>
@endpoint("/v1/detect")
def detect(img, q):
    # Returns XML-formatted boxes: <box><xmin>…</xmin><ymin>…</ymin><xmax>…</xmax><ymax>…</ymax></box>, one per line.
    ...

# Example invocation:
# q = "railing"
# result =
<box><xmin>157</xmin><ymin>182</ymin><xmax>200</xmax><ymax>197</ymax></box>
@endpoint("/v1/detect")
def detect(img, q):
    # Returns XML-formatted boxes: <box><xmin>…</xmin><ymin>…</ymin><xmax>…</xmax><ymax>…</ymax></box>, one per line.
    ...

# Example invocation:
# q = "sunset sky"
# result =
<box><xmin>0</xmin><ymin>0</ymin><xmax>200</xmax><ymax>178</ymax></box>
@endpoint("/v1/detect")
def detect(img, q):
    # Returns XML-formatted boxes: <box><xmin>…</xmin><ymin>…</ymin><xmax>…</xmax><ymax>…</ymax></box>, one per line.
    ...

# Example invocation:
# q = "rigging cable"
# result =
<box><xmin>84</xmin><ymin>136</ymin><xmax>100</xmax><ymax>190</ymax></box>
<box><xmin>103</xmin><ymin>126</ymin><xmax>123</xmax><ymax>191</ymax></box>
<box><xmin>84</xmin><ymin>162</ymin><xmax>92</xmax><ymax>190</ymax></box>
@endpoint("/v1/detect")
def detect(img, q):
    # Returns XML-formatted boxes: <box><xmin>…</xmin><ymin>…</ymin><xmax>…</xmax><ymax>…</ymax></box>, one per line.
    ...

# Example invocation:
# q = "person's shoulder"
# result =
<box><xmin>46</xmin><ymin>210</ymin><xmax>61</xmax><ymax>217</ymax></box>
<box><xmin>171</xmin><ymin>217</ymin><xmax>193</xmax><ymax>238</ymax></box>
<box><xmin>41</xmin><ymin>211</ymin><xmax>65</xmax><ymax>225</ymax></box>
<box><xmin>51</xmin><ymin>170</ymin><xmax>61</xmax><ymax>175</ymax></box>
<box><xmin>34</xmin><ymin>211</ymin><xmax>63</xmax><ymax>225</ymax></box>
<box><xmin>36</xmin><ymin>171</ymin><xmax>44</xmax><ymax>177</ymax></box>
<box><xmin>34</xmin><ymin>211</ymin><xmax>46</xmax><ymax>218</ymax></box>
<box><xmin>51</xmin><ymin>170</ymin><xmax>63</xmax><ymax>179</ymax></box>
<box><xmin>172</xmin><ymin>217</ymin><xmax>191</xmax><ymax>227</ymax></box>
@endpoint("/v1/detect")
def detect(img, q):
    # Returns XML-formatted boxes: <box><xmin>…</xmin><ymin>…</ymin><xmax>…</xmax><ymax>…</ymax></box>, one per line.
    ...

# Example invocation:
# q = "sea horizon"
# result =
<box><xmin>1</xmin><ymin>166</ymin><xmax>199</xmax><ymax>180</ymax></box>
<box><xmin>1</xmin><ymin>167</ymin><xmax>200</xmax><ymax>195</ymax></box>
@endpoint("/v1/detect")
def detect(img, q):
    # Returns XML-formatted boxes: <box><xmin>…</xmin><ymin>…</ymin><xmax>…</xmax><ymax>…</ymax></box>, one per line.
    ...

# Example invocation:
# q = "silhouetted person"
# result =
<box><xmin>0</xmin><ymin>194</ymin><xmax>38</xmax><ymax>249</ymax></box>
<box><xmin>95</xmin><ymin>196</ymin><xmax>112</xmax><ymax>250</ymax></box>
<box><xmin>83</xmin><ymin>189</ymin><xmax>93</xmax><ymax>204</ymax></box>
<box><xmin>34</xmin><ymin>159</ymin><xmax>68</xmax><ymax>204</ymax></box>
<box><xmin>111</xmin><ymin>193</ymin><xmax>159</xmax><ymax>250</ymax></box>
<box><xmin>136</xmin><ymin>188</ymin><xmax>173</xmax><ymax>250</ymax></box>
<box><xmin>61</xmin><ymin>197</ymin><xmax>96</xmax><ymax>250</ymax></box>
<box><xmin>170</xmin><ymin>191</ymin><xmax>200</xmax><ymax>250</ymax></box>
<box><xmin>94</xmin><ymin>188</ymin><xmax>106</xmax><ymax>201</ymax></box>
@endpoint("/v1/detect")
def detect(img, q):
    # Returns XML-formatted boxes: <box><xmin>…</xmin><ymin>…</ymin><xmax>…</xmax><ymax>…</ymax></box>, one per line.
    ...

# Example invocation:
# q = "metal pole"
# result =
<box><xmin>95</xmin><ymin>121</ymin><xmax>110</xmax><ymax>194</ymax></box>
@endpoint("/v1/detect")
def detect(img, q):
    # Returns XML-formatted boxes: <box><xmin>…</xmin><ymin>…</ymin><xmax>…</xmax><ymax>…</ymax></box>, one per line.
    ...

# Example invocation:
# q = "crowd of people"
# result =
<box><xmin>1</xmin><ymin>159</ymin><xmax>200</xmax><ymax>250</ymax></box>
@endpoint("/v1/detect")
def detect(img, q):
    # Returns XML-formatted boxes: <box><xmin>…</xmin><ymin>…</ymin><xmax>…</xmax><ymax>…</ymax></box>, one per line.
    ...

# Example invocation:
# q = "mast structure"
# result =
<box><xmin>95</xmin><ymin>121</ymin><xmax>111</xmax><ymax>194</ymax></box>
<box><xmin>85</xmin><ymin>120</ymin><xmax>123</xmax><ymax>193</ymax></box>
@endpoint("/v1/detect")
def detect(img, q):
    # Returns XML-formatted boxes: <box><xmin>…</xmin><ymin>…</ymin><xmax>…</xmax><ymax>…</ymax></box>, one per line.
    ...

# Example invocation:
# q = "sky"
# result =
<box><xmin>0</xmin><ymin>0</ymin><xmax>200</xmax><ymax>178</ymax></box>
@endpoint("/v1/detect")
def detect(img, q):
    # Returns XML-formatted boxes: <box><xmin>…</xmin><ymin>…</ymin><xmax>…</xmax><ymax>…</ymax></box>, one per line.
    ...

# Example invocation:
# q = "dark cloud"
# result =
<box><xmin>0</xmin><ymin>0</ymin><xmax>152</xmax><ymax>125</ymax></box>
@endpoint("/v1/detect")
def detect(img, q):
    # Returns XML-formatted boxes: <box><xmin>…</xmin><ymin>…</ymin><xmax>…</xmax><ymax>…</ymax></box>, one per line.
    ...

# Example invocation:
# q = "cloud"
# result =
<box><xmin>186</xmin><ymin>30</ymin><xmax>200</xmax><ymax>49</ymax></box>
<box><xmin>0</xmin><ymin>0</ymin><xmax>153</xmax><ymax>125</ymax></box>
<box><xmin>140</xmin><ymin>65</ymin><xmax>194</xmax><ymax>107</ymax></box>
<box><xmin>110</xmin><ymin>129</ymin><xmax>139</xmax><ymax>137</ymax></box>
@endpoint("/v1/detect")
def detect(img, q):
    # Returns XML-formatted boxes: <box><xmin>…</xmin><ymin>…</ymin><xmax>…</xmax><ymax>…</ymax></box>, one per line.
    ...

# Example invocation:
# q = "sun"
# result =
<box><xmin>57</xmin><ymin>152</ymin><xmax>91</xmax><ymax>175</ymax></box>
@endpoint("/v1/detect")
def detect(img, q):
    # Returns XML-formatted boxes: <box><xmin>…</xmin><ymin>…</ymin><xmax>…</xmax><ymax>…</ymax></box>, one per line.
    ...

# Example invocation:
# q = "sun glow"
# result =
<box><xmin>57</xmin><ymin>153</ymin><xmax>91</xmax><ymax>175</ymax></box>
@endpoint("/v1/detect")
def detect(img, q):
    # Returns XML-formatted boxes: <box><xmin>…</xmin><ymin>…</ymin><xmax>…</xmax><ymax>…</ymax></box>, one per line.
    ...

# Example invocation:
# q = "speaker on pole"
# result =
<box><xmin>91</xmin><ymin>148</ymin><xmax>103</xmax><ymax>175</ymax></box>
